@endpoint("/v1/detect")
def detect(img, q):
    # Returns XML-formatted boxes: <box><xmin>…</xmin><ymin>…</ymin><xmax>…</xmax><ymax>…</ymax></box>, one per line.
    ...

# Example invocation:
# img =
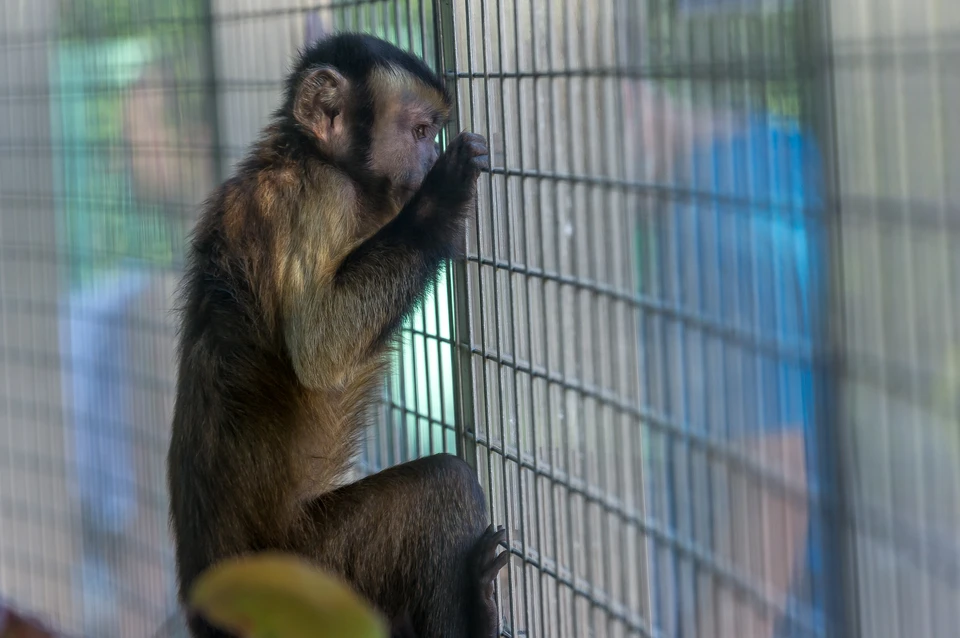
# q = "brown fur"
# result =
<box><xmin>167</xmin><ymin>33</ymin><xmax>506</xmax><ymax>638</ymax></box>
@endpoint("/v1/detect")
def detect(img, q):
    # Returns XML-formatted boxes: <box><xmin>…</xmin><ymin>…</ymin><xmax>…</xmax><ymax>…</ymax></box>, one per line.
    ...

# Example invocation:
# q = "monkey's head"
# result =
<box><xmin>284</xmin><ymin>33</ymin><xmax>452</xmax><ymax>205</ymax></box>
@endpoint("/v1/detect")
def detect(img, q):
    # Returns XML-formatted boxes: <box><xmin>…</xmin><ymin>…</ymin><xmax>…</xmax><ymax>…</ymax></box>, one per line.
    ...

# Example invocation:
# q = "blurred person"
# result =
<box><xmin>625</xmin><ymin>77</ymin><xmax>825</xmax><ymax>638</ymax></box>
<box><xmin>57</xmin><ymin>50</ymin><xmax>212</xmax><ymax>636</ymax></box>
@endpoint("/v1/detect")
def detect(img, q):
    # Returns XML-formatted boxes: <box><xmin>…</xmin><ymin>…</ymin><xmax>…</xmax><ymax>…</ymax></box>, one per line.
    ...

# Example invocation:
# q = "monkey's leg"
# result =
<box><xmin>297</xmin><ymin>453</ymin><xmax>506</xmax><ymax>638</ymax></box>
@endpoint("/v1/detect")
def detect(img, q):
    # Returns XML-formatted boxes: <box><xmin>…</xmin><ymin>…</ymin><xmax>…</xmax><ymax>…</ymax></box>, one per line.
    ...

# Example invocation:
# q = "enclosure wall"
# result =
<box><xmin>0</xmin><ymin>2</ymin><xmax>957</xmax><ymax>638</ymax></box>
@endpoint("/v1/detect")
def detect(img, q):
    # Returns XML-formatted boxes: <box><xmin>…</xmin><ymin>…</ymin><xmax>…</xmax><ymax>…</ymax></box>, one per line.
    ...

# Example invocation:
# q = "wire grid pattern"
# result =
<box><xmin>826</xmin><ymin>2</ymin><xmax>960</xmax><ymax>637</ymax></box>
<box><xmin>1</xmin><ymin>1</ymin><xmax>214</xmax><ymax>636</ymax></box>
<box><xmin>0</xmin><ymin>1</ymin><xmax>957</xmax><ymax>638</ymax></box>
<box><xmin>446</xmin><ymin>0</ymin><xmax>649</xmax><ymax>635</ymax></box>
<box><xmin>449</xmin><ymin>0</ymin><xmax>828</xmax><ymax>636</ymax></box>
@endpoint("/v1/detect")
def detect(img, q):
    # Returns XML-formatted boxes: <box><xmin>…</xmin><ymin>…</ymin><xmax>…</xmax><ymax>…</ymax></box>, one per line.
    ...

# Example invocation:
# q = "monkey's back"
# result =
<box><xmin>166</xmin><ymin>166</ymin><xmax>395</xmax><ymax>604</ymax></box>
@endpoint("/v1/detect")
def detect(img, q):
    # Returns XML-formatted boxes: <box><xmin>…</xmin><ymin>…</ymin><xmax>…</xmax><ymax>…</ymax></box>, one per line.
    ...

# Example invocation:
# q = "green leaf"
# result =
<box><xmin>189</xmin><ymin>552</ymin><xmax>389</xmax><ymax>638</ymax></box>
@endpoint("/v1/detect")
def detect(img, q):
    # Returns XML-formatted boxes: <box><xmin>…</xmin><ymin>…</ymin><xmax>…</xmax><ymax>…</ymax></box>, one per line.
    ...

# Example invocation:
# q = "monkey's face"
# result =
<box><xmin>367</xmin><ymin>73</ymin><xmax>450</xmax><ymax>206</ymax></box>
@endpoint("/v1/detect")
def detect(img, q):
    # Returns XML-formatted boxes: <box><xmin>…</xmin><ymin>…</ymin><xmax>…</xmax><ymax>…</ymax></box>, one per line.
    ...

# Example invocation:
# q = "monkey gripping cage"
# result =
<box><xmin>0</xmin><ymin>1</ymin><xmax>958</xmax><ymax>638</ymax></box>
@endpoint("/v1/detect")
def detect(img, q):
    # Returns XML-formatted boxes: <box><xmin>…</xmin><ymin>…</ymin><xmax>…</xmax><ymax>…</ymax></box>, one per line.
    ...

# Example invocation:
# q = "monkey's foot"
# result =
<box><xmin>468</xmin><ymin>524</ymin><xmax>509</xmax><ymax>638</ymax></box>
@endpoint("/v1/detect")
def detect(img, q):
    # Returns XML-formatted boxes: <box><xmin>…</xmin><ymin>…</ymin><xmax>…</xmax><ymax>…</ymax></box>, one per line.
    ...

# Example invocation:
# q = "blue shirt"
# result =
<box><xmin>662</xmin><ymin>112</ymin><xmax>822</xmax><ymax>439</ymax></box>
<box><xmin>649</xmin><ymin>113</ymin><xmax>826</xmax><ymax>635</ymax></box>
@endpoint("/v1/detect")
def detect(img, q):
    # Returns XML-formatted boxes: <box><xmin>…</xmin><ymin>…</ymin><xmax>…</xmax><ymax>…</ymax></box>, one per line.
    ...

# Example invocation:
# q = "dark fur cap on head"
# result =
<box><xmin>281</xmin><ymin>32</ymin><xmax>449</xmax><ymax>117</ymax></box>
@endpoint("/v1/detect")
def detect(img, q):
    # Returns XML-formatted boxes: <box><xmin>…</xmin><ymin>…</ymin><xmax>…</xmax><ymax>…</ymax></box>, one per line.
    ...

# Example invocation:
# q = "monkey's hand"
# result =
<box><xmin>435</xmin><ymin>131</ymin><xmax>489</xmax><ymax>187</ymax></box>
<box><xmin>467</xmin><ymin>524</ymin><xmax>508</xmax><ymax>638</ymax></box>
<box><xmin>416</xmin><ymin>131</ymin><xmax>489</xmax><ymax>218</ymax></box>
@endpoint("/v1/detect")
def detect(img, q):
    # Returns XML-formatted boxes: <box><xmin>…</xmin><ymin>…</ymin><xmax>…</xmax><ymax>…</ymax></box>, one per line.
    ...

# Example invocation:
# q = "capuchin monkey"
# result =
<box><xmin>167</xmin><ymin>33</ymin><xmax>508</xmax><ymax>638</ymax></box>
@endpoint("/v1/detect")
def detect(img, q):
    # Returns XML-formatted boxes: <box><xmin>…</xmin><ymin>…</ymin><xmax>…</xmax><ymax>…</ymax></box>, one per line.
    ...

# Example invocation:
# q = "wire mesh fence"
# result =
<box><xmin>0</xmin><ymin>1</ymin><xmax>957</xmax><ymax>638</ymax></box>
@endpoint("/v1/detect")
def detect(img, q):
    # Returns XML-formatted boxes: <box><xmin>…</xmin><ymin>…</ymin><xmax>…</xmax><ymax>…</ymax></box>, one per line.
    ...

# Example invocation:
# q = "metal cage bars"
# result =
<box><xmin>0</xmin><ymin>1</ymin><xmax>956</xmax><ymax>637</ymax></box>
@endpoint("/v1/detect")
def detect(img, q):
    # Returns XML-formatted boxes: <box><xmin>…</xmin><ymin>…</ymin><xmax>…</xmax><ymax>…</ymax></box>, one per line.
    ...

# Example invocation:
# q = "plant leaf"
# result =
<box><xmin>189</xmin><ymin>552</ymin><xmax>388</xmax><ymax>638</ymax></box>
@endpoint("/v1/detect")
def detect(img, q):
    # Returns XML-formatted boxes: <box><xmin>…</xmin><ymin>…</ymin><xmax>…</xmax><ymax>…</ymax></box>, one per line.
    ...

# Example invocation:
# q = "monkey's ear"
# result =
<box><xmin>293</xmin><ymin>66</ymin><xmax>348</xmax><ymax>144</ymax></box>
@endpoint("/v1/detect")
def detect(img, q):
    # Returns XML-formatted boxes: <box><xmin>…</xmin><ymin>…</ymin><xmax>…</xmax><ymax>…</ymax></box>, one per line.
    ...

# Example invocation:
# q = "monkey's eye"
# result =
<box><xmin>413</xmin><ymin>125</ymin><xmax>428</xmax><ymax>140</ymax></box>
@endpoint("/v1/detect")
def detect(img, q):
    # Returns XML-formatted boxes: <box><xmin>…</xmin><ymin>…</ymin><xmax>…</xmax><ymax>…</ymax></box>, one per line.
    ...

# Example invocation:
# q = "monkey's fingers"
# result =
<box><xmin>457</xmin><ymin>133</ymin><xmax>489</xmax><ymax>164</ymax></box>
<box><xmin>451</xmin><ymin>130</ymin><xmax>488</xmax><ymax>148</ymax></box>
<box><xmin>473</xmin><ymin>525</ymin><xmax>509</xmax><ymax>584</ymax></box>
<box><xmin>467</xmin><ymin>527</ymin><xmax>507</xmax><ymax>638</ymax></box>
<box><xmin>446</xmin><ymin>132</ymin><xmax>487</xmax><ymax>162</ymax></box>
<box><xmin>473</xmin><ymin>153</ymin><xmax>490</xmax><ymax>172</ymax></box>
<box><xmin>482</xmin><ymin>546</ymin><xmax>510</xmax><ymax>583</ymax></box>
<box><xmin>459</xmin><ymin>141</ymin><xmax>489</xmax><ymax>179</ymax></box>
<box><xmin>419</xmin><ymin>130</ymin><xmax>489</xmax><ymax>211</ymax></box>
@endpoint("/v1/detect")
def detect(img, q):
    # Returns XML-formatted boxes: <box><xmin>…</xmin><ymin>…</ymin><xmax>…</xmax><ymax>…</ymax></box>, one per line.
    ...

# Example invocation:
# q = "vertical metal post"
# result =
<box><xmin>202</xmin><ymin>0</ymin><xmax>225</xmax><ymax>185</ymax></box>
<box><xmin>433</xmin><ymin>0</ymin><xmax>478</xmax><ymax>470</ymax></box>
<box><xmin>800</xmin><ymin>1</ymin><xmax>858</xmax><ymax>637</ymax></box>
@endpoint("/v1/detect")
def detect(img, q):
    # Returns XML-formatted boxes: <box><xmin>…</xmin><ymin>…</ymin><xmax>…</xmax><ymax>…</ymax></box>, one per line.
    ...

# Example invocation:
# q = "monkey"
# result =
<box><xmin>167</xmin><ymin>33</ymin><xmax>509</xmax><ymax>638</ymax></box>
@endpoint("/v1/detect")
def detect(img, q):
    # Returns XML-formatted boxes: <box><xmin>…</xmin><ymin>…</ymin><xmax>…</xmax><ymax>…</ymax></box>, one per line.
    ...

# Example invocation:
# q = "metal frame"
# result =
<box><xmin>1</xmin><ymin>1</ymin><xmax>958</xmax><ymax>637</ymax></box>
<box><xmin>435</xmin><ymin>0</ymin><xmax>481</xmax><ymax>472</ymax></box>
<box><xmin>800</xmin><ymin>3</ymin><xmax>853</xmax><ymax>637</ymax></box>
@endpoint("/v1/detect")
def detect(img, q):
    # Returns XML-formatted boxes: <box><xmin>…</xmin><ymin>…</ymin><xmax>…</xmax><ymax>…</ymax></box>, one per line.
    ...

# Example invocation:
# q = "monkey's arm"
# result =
<box><xmin>286</xmin><ymin>133</ymin><xmax>488</xmax><ymax>389</ymax></box>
